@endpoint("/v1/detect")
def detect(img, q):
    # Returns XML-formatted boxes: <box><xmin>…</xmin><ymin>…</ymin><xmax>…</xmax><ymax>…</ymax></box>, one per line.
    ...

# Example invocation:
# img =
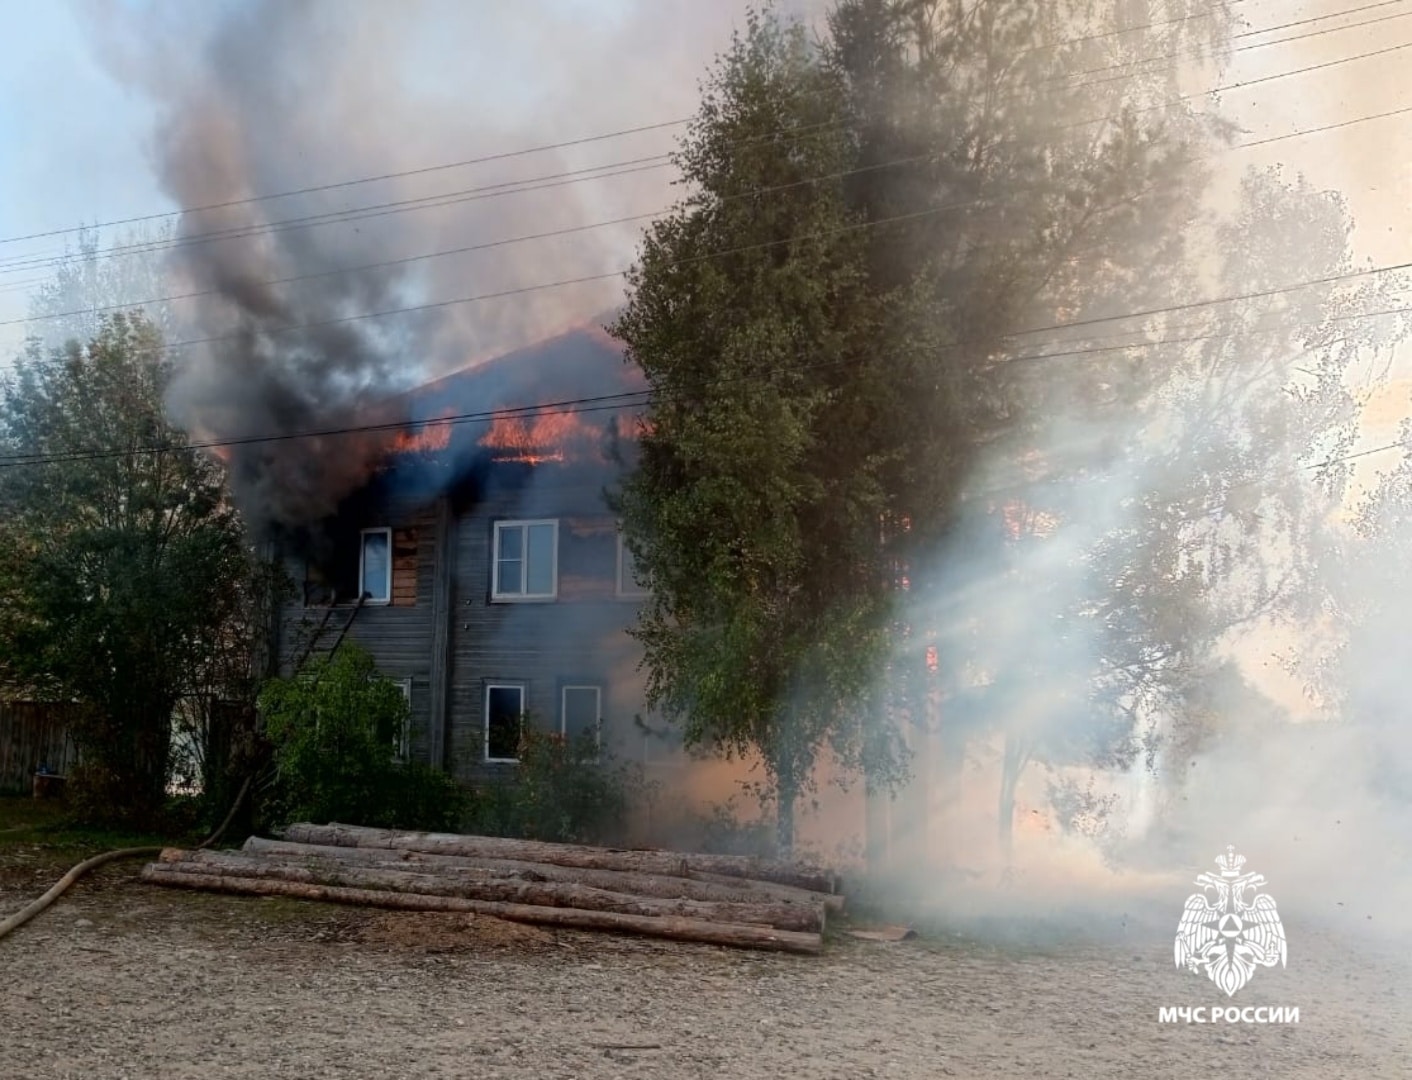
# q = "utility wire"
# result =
<box><xmin>0</xmin><ymin>120</ymin><xmax>843</xmax><ymax>277</ymax></box>
<box><xmin>0</xmin><ymin>392</ymin><xmax>653</xmax><ymax>467</ymax></box>
<box><xmin>0</xmin><ymin>118</ymin><xmax>694</xmax><ymax>249</ymax></box>
<box><xmin>10</xmin><ymin>89</ymin><xmax>1412</xmax><ymax>338</ymax></box>
<box><xmin>1056</xmin><ymin>0</ymin><xmax>1412</xmax><ymax>87</ymax></box>
<box><xmin>0</xmin><ymin>1</ymin><xmax>1250</xmax><ymax>252</ymax></box>
<box><xmin>0</xmin><ymin>157</ymin><xmax>676</xmax><ymax>277</ymax></box>
<box><xmin>4</xmin><ymin>284</ymin><xmax>1411</xmax><ymax>468</ymax></box>
<box><xmin>0</xmin><ymin>10</ymin><xmax>1390</xmax><ymax>280</ymax></box>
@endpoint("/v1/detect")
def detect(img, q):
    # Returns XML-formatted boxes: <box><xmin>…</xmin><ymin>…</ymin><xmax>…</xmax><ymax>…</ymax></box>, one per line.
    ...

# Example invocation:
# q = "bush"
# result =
<box><xmin>257</xmin><ymin>645</ymin><xmax>467</xmax><ymax>831</ymax></box>
<box><xmin>463</xmin><ymin>726</ymin><xmax>645</xmax><ymax>845</ymax></box>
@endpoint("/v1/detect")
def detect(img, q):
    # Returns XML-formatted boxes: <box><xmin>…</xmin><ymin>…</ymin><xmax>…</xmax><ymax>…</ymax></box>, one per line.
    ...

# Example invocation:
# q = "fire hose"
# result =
<box><xmin>0</xmin><ymin>776</ymin><xmax>252</xmax><ymax>942</ymax></box>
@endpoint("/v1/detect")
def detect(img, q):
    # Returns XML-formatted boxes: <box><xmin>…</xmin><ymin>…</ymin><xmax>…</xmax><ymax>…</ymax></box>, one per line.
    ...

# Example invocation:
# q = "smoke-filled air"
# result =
<box><xmin>40</xmin><ymin>0</ymin><xmax>1412</xmax><ymax>937</ymax></box>
<box><xmin>74</xmin><ymin>4</ymin><xmax>1412</xmax><ymax>920</ymax></box>
<box><xmin>10</xmin><ymin>0</ymin><xmax>1412</xmax><ymax>1074</ymax></box>
<box><xmin>75</xmin><ymin>0</ymin><xmax>818</xmax><ymax>532</ymax></box>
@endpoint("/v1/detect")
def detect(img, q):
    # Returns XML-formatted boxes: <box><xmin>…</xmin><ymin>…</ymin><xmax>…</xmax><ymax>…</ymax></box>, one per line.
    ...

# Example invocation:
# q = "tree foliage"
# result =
<box><xmin>611</xmin><ymin>12</ymin><xmax>898</xmax><ymax>853</ymax></box>
<box><xmin>615</xmin><ymin>0</ymin><xmax>1411</xmax><ymax>857</ymax></box>
<box><xmin>258</xmin><ymin>643</ymin><xmax>467</xmax><ymax>831</ymax></box>
<box><xmin>0</xmin><ymin>313</ymin><xmax>250</xmax><ymax>820</ymax></box>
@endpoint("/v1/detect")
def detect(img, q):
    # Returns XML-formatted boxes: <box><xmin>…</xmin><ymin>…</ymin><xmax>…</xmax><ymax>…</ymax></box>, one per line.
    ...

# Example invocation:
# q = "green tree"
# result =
<box><xmin>616</xmin><ymin>0</ymin><xmax>1410</xmax><ymax>862</ymax></box>
<box><xmin>611</xmin><ymin>12</ymin><xmax>897</xmax><ymax>855</ymax></box>
<box><xmin>258</xmin><ymin>643</ymin><xmax>466</xmax><ymax>831</ymax></box>
<box><xmin>0</xmin><ymin>313</ymin><xmax>248</xmax><ymax>821</ymax></box>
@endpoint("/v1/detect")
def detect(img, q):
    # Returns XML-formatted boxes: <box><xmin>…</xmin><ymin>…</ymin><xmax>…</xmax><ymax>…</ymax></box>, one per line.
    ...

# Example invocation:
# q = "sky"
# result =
<box><xmin>0</xmin><ymin>0</ymin><xmax>1408</xmax><ymax>473</ymax></box>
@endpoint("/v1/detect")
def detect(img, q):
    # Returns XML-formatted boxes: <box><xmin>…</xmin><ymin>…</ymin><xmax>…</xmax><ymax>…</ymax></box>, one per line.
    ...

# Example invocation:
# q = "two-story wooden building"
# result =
<box><xmin>271</xmin><ymin>325</ymin><xmax>677</xmax><ymax>783</ymax></box>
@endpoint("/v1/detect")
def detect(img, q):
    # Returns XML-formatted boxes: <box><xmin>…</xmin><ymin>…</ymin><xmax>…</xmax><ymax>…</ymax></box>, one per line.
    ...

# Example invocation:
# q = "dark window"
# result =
<box><xmin>485</xmin><ymin>684</ymin><xmax>524</xmax><ymax>761</ymax></box>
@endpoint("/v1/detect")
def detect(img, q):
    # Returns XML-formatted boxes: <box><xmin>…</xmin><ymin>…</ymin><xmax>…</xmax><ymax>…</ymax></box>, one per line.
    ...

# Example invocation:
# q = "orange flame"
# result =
<box><xmin>478</xmin><ymin>408</ymin><xmax>607</xmax><ymax>465</ymax></box>
<box><xmin>389</xmin><ymin>409</ymin><xmax>455</xmax><ymax>455</ymax></box>
<box><xmin>998</xmin><ymin>498</ymin><xmax>1060</xmax><ymax>540</ymax></box>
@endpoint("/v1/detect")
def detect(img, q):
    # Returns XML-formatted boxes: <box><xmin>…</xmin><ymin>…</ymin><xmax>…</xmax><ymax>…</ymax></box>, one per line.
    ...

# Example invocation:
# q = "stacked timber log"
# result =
<box><xmin>140</xmin><ymin>822</ymin><xmax>842</xmax><ymax>955</ymax></box>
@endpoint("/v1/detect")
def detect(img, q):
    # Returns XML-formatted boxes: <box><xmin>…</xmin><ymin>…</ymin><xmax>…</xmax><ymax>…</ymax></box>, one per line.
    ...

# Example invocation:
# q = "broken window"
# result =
<box><xmin>303</xmin><ymin>525</ymin><xmax>416</xmax><ymax>607</ymax></box>
<box><xmin>492</xmin><ymin>520</ymin><xmax>557</xmax><ymax>600</ymax></box>
<box><xmin>485</xmin><ymin>683</ymin><xmax>524</xmax><ymax>762</ymax></box>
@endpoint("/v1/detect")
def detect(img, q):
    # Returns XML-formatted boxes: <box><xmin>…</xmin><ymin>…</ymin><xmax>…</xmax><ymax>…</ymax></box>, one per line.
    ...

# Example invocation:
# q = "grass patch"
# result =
<box><xmin>0</xmin><ymin>795</ymin><xmax>197</xmax><ymax>857</ymax></box>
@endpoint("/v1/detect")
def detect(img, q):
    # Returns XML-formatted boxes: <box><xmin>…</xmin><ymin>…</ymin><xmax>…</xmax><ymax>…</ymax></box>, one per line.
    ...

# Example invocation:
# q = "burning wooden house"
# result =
<box><xmin>269</xmin><ymin>326</ymin><xmax>673</xmax><ymax>783</ymax></box>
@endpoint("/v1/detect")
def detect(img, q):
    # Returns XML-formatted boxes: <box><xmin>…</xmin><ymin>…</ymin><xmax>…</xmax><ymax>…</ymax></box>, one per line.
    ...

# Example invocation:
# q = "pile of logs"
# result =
<box><xmin>140</xmin><ymin>823</ymin><xmax>843</xmax><ymax>955</ymax></box>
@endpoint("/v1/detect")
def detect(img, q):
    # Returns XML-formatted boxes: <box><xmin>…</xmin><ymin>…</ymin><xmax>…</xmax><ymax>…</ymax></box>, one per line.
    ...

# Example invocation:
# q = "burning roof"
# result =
<box><xmin>368</xmin><ymin>321</ymin><xmax>647</xmax><ymax>496</ymax></box>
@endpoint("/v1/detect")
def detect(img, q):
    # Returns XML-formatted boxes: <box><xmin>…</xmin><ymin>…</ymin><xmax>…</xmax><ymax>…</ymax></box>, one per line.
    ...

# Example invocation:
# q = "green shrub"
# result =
<box><xmin>463</xmin><ymin>725</ymin><xmax>645</xmax><ymax>845</ymax></box>
<box><xmin>257</xmin><ymin>644</ymin><xmax>467</xmax><ymax>831</ymax></box>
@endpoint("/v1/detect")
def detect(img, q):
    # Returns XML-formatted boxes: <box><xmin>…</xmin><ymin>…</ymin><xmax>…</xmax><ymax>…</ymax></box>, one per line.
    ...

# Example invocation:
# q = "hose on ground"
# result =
<box><xmin>0</xmin><ymin>775</ymin><xmax>253</xmax><ymax>943</ymax></box>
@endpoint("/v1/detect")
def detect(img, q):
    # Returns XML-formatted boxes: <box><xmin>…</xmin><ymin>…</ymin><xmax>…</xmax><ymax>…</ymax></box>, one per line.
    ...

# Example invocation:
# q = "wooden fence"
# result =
<box><xmin>0</xmin><ymin>702</ymin><xmax>80</xmax><ymax>794</ymax></box>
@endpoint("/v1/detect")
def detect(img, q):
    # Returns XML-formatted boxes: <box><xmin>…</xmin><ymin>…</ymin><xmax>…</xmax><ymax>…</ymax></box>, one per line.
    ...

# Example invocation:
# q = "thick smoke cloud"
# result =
<box><xmin>81</xmin><ymin>0</ymin><xmax>826</xmax><ymax>531</ymax></box>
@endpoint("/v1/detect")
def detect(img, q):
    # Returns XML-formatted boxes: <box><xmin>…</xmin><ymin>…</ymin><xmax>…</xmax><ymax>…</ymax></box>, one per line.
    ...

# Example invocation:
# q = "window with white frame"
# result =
<box><xmin>560</xmin><ymin>685</ymin><xmax>602</xmax><ymax>754</ymax></box>
<box><xmin>492</xmin><ymin>520</ymin><xmax>558</xmax><ymax>600</ymax></box>
<box><xmin>360</xmin><ymin>528</ymin><xmax>392</xmax><ymax>604</ymax></box>
<box><xmin>616</xmin><ymin>531</ymin><xmax>648</xmax><ymax>598</ymax></box>
<box><xmin>485</xmin><ymin>683</ymin><xmax>525</xmax><ymax>762</ymax></box>
<box><xmin>392</xmin><ymin>677</ymin><xmax>412</xmax><ymax>762</ymax></box>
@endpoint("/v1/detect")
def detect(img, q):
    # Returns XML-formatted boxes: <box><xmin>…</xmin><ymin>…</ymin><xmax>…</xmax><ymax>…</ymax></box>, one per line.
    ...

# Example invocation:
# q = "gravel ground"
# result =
<box><xmin>1</xmin><ymin>852</ymin><xmax>1409</xmax><ymax>1080</ymax></box>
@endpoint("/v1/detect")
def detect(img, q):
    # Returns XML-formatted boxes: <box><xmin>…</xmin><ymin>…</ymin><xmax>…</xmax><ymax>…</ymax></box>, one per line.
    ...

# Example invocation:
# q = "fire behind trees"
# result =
<box><xmin>611</xmin><ymin>1</ymin><xmax>1411</xmax><ymax>857</ymax></box>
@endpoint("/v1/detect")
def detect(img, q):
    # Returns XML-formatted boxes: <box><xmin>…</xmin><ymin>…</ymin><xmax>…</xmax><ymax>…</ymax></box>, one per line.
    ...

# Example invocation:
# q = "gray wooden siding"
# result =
<box><xmin>445</xmin><ymin>485</ymin><xmax>650</xmax><ymax>785</ymax></box>
<box><xmin>273</xmin><ymin>466</ymin><xmax>654</xmax><ymax>782</ymax></box>
<box><xmin>274</xmin><ymin>498</ymin><xmax>441</xmax><ymax>766</ymax></box>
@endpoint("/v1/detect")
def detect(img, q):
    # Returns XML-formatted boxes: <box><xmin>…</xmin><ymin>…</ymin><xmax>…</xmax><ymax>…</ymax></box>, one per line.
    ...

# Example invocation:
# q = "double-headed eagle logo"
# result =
<box><xmin>1174</xmin><ymin>846</ymin><xmax>1287</xmax><ymax>997</ymax></box>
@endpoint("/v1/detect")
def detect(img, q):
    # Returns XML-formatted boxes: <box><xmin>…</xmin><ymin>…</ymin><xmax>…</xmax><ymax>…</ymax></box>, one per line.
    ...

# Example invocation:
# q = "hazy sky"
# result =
<box><xmin>1</xmin><ymin>0</ymin><xmax>1408</xmax><ymax>416</ymax></box>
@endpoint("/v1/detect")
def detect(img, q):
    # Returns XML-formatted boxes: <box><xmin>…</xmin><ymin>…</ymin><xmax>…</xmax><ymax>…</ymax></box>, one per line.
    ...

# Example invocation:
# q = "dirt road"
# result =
<box><xmin>1</xmin><ymin>859</ymin><xmax>1408</xmax><ymax>1079</ymax></box>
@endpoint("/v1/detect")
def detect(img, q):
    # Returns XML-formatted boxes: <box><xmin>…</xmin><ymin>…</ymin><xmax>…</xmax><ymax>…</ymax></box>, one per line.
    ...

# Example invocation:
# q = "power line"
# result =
<box><xmin>0</xmin><ymin>118</ymin><xmax>695</xmax><ymax>250</ymax></box>
<box><xmin>0</xmin><ymin>118</ymin><xmax>851</xmax><ymax>280</ymax></box>
<box><xmin>10</xmin><ymin>86</ymin><xmax>1411</xmax><ymax>341</ymax></box>
<box><xmin>0</xmin><ymin>392</ymin><xmax>653</xmax><ymax>468</ymax></box>
<box><xmin>4</xmin><ymin>282</ymin><xmax>1411</xmax><ymax>469</ymax></box>
<box><xmin>5</xmin><ymin>147</ymin><xmax>957</xmax><ymax>332</ymax></box>
<box><xmin>0</xmin><ymin>5</ymin><xmax>1376</xmax><ymax>280</ymax></box>
<box><xmin>0</xmin><ymin>4</ymin><xmax>1252</xmax><ymax>255</ymax></box>
<box><xmin>1004</xmin><ymin>260</ymin><xmax>1412</xmax><ymax>343</ymax></box>
<box><xmin>1237</xmin><ymin>100</ymin><xmax>1412</xmax><ymax>149</ymax></box>
<box><xmin>136</xmin><ymin>217</ymin><xmax>1412</xmax><ymax>362</ymax></box>
<box><xmin>0</xmin><ymin>156</ymin><xmax>676</xmax><ymax>278</ymax></box>
<box><xmin>1022</xmin><ymin>0</ymin><xmax>1246</xmax><ymax>54</ymax></box>
<box><xmin>1056</xmin><ymin>0</ymin><xmax>1412</xmax><ymax>88</ymax></box>
<box><xmin>1003</xmin><ymin>296</ymin><xmax>1412</xmax><ymax>368</ymax></box>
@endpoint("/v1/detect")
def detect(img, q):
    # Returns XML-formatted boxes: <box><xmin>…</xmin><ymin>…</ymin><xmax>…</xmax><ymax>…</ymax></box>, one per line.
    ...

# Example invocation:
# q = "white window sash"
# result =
<box><xmin>359</xmin><ymin>527</ymin><xmax>393</xmax><ymax>605</ymax></box>
<box><xmin>615</xmin><ymin>530</ymin><xmax>648</xmax><ymax>598</ymax></box>
<box><xmin>491</xmin><ymin>519</ymin><xmax>558</xmax><ymax>601</ymax></box>
<box><xmin>560</xmin><ymin>685</ymin><xmax>602</xmax><ymax>755</ymax></box>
